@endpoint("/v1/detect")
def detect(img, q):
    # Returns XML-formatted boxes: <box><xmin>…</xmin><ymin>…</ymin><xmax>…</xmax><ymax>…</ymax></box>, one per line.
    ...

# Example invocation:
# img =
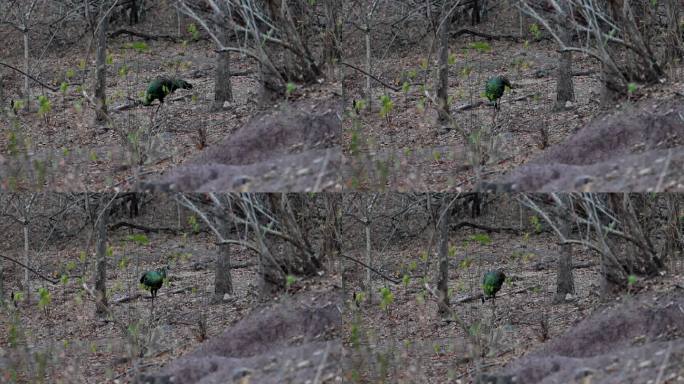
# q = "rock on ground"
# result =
<box><xmin>483</xmin><ymin>98</ymin><xmax>684</xmax><ymax>192</ymax></box>
<box><xmin>479</xmin><ymin>291</ymin><xmax>684</xmax><ymax>383</ymax></box>
<box><xmin>140</xmin><ymin>98</ymin><xmax>342</xmax><ymax>192</ymax></box>
<box><xmin>136</xmin><ymin>291</ymin><xmax>342</xmax><ymax>384</ymax></box>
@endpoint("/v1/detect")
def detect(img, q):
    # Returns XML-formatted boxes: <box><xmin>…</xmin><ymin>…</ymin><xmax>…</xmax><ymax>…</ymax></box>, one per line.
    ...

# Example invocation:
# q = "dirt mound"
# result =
<box><xmin>483</xmin><ymin>98</ymin><xmax>684</xmax><ymax>191</ymax></box>
<box><xmin>136</xmin><ymin>291</ymin><xmax>342</xmax><ymax>384</ymax></box>
<box><xmin>479</xmin><ymin>292</ymin><xmax>684</xmax><ymax>384</ymax></box>
<box><xmin>139</xmin><ymin>98</ymin><xmax>342</xmax><ymax>191</ymax></box>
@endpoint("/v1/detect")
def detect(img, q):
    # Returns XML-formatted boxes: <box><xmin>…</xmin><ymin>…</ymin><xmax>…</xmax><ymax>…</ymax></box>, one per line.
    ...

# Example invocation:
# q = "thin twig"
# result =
<box><xmin>341</xmin><ymin>253</ymin><xmax>400</xmax><ymax>284</ymax></box>
<box><xmin>0</xmin><ymin>61</ymin><xmax>59</xmax><ymax>92</ymax></box>
<box><xmin>0</xmin><ymin>254</ymin><xmax>58</xmax><ymax>284</ymax></box>
<box><xmin>341</xmin><ymin>61</ymin><xmax>401</xmax><ymax>92</ymax></box>
<box><xmin>109</xmin><ymin>28</ymin><xmax>180</xmax><ymax>41</ymax></box>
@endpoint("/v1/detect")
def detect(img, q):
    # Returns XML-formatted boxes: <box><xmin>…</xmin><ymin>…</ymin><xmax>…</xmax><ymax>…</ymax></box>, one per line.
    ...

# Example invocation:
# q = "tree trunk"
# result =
<box><xmin>322</xmin><ymin>194</ymin><xmax>342</xmax><ymax>269</ymax></box>
<box><xmin>0</xmin><ymin>69</ymin><xmax>5</xmax><ymax>113</ymax></box>
<box><xmin>23</xmin><ymin>222</ymin><xmax>30</xmax><ymax>303</ymax></box>
<box><xmin>94</xmin><ymin>208</ymin><xmax>108</xmax><ymax>317</ymax></box>
<box><xmin>129</xmin><ymin>0</ymin><xmax>139</xmax><ymax>25</ymax></box>
<box><xmin>436</xmin><ymin>6</ymin><xmax>450</xmax><ymax>125</ymax></box>
<box><xmin>23</xmin><ymin>30</ymin><xmax>30</xmax><ymax>112</ymax></box>
<box><xmin>212</xmin><ymin>28</ymin><xmax>233</xmax><ymax>111</ymax></box>
<box><xmin>94</xmin><ymin>12</ymin><xmax>109</xmax><ymax>123</ymax></box>
<box><xmin>0</xmin><ymin>257</ymin><xmax>3</xmax><ymax>303</ymax></box>
<box><xmin>268</xmin><ymin>194</ymin><xmax>320</xmax><ymax>275</ymax></box>
<box><xmin>600</xmin><ymin>65</ymin><xmax>623</xmax><ymax>106</ymax></box>
<box><xmin>594</xmin><ymin>194</ymin><xmax>662</xmax><ymax>294</ymax></box>
<box><xmin>364</xmin><ymin>26</ymin><xmax>373</xmax><ymax>111</ymax></box>
<box><xmin>245</xmin><ymin>198</ymin><xmax>285</xmax><ymax>297</ymax></box>
<box><xmin>664</xmin><ymin>0</ymin><xmax>682</xmax><ymax>64</ymax></box>
<box><xmin>609</xmin><ymin>194</ymin><xmax>662</xmax><ymax>275</ymax></box>
<box><xmin>663</xmin><ymin>196</ymin><xmax>682</xmax><ymax>272</ymax></box>
<box><xmin>258</xmin><ymin>64</ymin><xmax>285</xmax><ymax>105</ymax></box>
<box><xmin>257</xmin><ymin>240</ymin><xmax>283</xmax><ymax>298</ymax></box>
<box><xmin>436</xmin><ymin>199</ymin><xmax>450</xmax><ymax>317</ymax></box>
<box><xmin>364</xmin><ymin>218</ymin><xmax>372</xmax><ymax>302</ymax></box>
<box><xmin>471</xmin><ymin>0</ymin><xmax>481</xmax><ymax>25</ymax></box>
<box><xmin>518</xmin><ymin>8</ymin><xmax>527</xmax><ymax>39</ymax></box>
<box><xmin>323</xmin><ymin>0</ymin><xmax>342</xmax><ymax>80</ymax></box>
<box><xmin>554</xmin><ymin>213</ymin><xmax>575</xmax><ymax>303</ymax></box>
<box><xmin>176</xmin><ymin>7</ymin><xmax>183</xmax><ymax>38</ymax></box>
<box><xmin>213</xmin><ymin>202</ymin><xmax>234</xmax><ymax>303</ymax></box>
<box><xmin>554</xmin><ymin>27</ymin><xmax>574</xmax><ymax>111</ymax></box>
<box><xmin>262</xmin><ymin>0</ymin><xmax>320</xmax><ymax>87</ymax></box>
<box><xmin>213</xmin><ymin>241</ymin><xmax>233</xmax><ymax>303</ymax></box>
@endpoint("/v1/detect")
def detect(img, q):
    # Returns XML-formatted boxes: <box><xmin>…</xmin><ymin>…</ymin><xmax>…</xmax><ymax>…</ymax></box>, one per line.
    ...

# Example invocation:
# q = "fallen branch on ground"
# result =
<box><xmin>114</xmin><ymin>286</ymin><xmax>195</xmax><ymax>304</ymax></box>
<box><xmin>452</xmin><ymin>221</ymin><xmax>522</xmax><ymax>233</ymax></box>
<box><xmin>454</xmin><ymin>93</ymin><xmax>536</xmax><ymax>111</ymax></box>
<box><xmin>535</xmin><ymin>67</ymin><xmax>597</xmax><ymax>77</ymax></box>
<box><xmin>112</xmin><ymin>293</ymin><xmax>142</xmax><ymax>304</ymax></box>
<box><xmin>452</xmin><ymin>28</ymin><xmax>521</xmax><ymax>42</ymax></box>
<box><xmin>230</xmin><ymin>261</ymin><xmax>257</xmax><ymax>269</ymax></box>
<box><xmin>109</xmin><ymin>28</ymin><xmax>180</xmax><ymax>42</ymax></box>
<box><xmin>511</xmin><ymin>93</ymin><xmax>537</xmax><ymax>102</ymax></box>
<box><xmin>229</xmin><ymin>69</ymin><xmax>256</xmax><ymax>77</ymax></box>
<box><xmin>453</xmin><ymin>284</ymin><xmax>540</xmax><ymax>304</ymax></box>
<box><xmin>455</xmin><ymin>100</ymin><xmax>485</xmax><ymax>111</ymax></box>
<box><xmin>572</xmin><ymin>70</ymin><xmax>596</xmax><ymax>77</ymax></box>
<box><xmin>109</xmin><ymin>221</ymin><xmax>180</xmax><ymax>234</ymax></box>
<box><xmin>112</xmin><ymin>99</ymin><xmax>140</xmax><ymax>111</ymax></box>
<box><xmin>531</xmin><ymin>260</ymin><xmax>597</xmax><ymax>271</ymax></box>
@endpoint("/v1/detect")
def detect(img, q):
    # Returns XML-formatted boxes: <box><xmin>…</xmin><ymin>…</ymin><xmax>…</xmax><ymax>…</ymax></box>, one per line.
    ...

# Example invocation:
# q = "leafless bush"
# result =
<box><xmin>519</xmin><ymin>193</ymin><xmax>681</xmax><ymax>293</ymax></box>
<box><xmin>518</xmin><ymin>0</ymin><xmax>681</xmax><ymax>102</ymax></box>
<box><xmin>176</xmin><ymin>0</ymin><xmax>333</xmax><ymax>102</ymax></box>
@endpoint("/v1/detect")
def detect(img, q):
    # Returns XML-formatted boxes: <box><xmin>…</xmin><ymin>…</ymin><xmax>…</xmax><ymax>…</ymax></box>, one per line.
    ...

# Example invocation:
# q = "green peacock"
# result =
<box><xmin>140</xmin><ymin>266</ymin><xmax>168</xmax><ymax>298</ymax></box>
<box><xmin>142</xmin><ymin>77</ymin><xmax>193</xmax><ymax>107</ymax></box>
<box><xmin>484</xmin><ymin>76</ymin><xmax>512</xmax><ymax>110</ymax></box>
<box><xmin>481</xmin><ymin>270</ymin><xmax>506</xmax><ymax>303</ymax></box>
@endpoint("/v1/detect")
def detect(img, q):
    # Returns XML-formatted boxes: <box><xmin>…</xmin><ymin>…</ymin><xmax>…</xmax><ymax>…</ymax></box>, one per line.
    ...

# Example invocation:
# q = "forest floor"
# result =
<box><xmin>0</xmin><ymin>214</ymin><xmax>342</xmax><ymax>383</ymax></box>
<box><xmin>342</xmin><ymin>10</ymin><xmax>684</xmax><ymax>191</ymax></box>
<box><xmin>0</xmin><ymin>10</ymin><xmax>341</xmax><ymax>192</ymax></box>
<box><xmin>342</xmin><ymin>220</ymin><xmax>684</xmax><ymax>383</ymax></box>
